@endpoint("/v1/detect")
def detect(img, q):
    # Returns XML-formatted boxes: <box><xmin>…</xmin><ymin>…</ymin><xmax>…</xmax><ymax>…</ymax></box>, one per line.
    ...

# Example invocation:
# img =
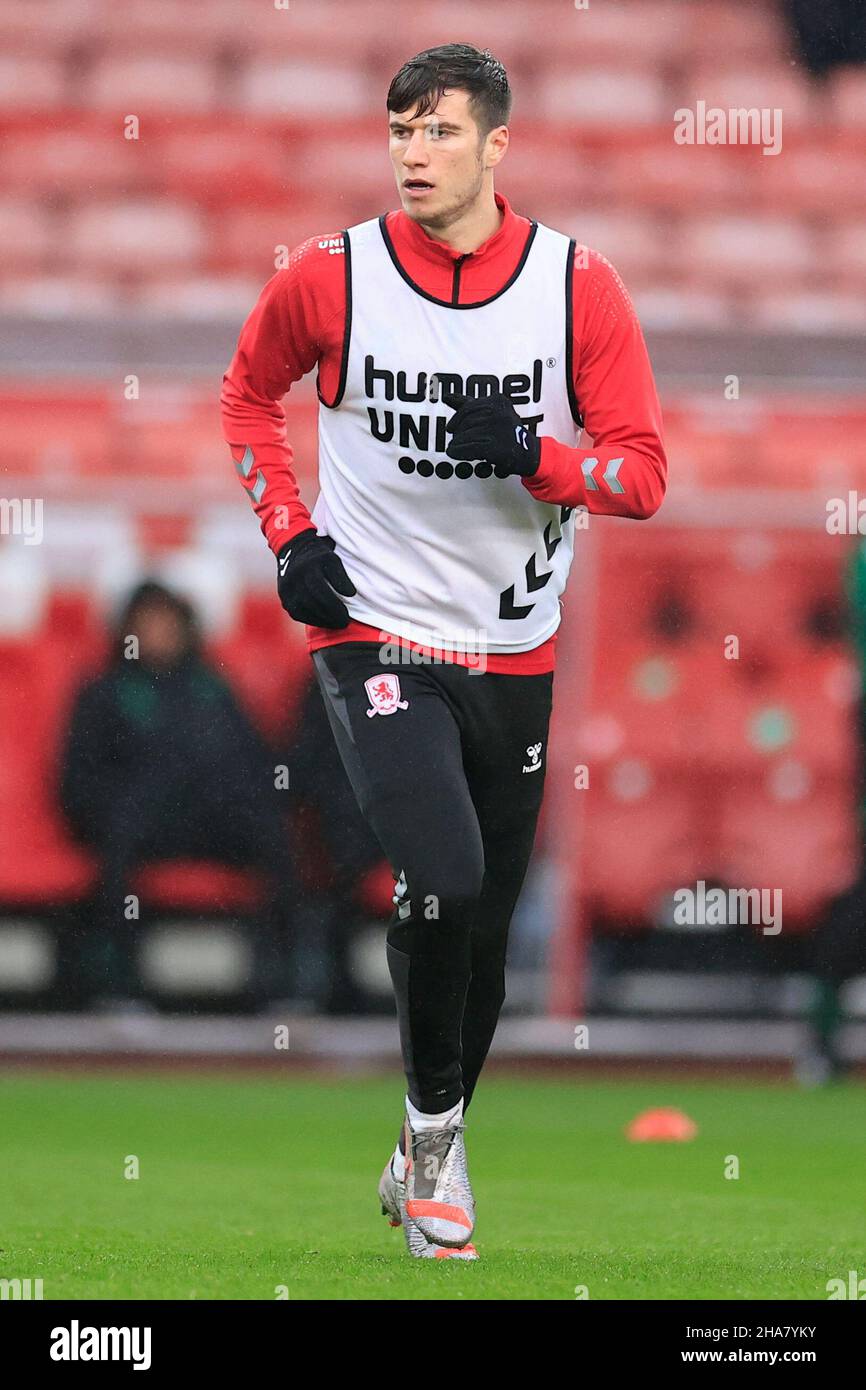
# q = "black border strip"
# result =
<box><xmin>565</xmin><ymin>239</ymin><xmax>584</xmax><ymax>429</ymax></box>
<box><xmin>317</xmin><ymin>228</ymin><xmax>352</xmax><ymax>409</ymax></box>
<box><xmin>378</xmin><ymin>215</ymin><xmax>539</xmax><ymax>309</ymax></box>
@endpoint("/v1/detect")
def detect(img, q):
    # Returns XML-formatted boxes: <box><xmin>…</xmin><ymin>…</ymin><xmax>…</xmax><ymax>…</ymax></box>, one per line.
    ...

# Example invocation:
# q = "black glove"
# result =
<box><xmin>442</xmin><ymin>390</ymin><xmax>542</xmax><ymax>477</ymax></box>
<box><xmin>275</xmin><ymin>529</ymin><xmax>356</xmax><ymax>628</ymax></box>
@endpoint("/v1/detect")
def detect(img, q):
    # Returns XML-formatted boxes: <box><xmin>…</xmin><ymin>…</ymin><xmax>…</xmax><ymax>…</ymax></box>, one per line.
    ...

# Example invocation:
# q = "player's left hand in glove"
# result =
<box><xmin>442</xmin><ymin>390</ymin><xmax>541</xmax><ymax>477</ymax></box>
<box><xmin>275</xmin><ymin>528</ymin><xmax>356</xmax><ymax>629</ymax></box>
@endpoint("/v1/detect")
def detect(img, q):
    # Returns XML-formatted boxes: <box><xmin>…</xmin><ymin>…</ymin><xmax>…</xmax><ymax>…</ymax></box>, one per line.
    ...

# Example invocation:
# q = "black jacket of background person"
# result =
<box><xmin>60</xmin><ymin>586</ymin><xmax>280</xmax><ymax>858</ymax></box>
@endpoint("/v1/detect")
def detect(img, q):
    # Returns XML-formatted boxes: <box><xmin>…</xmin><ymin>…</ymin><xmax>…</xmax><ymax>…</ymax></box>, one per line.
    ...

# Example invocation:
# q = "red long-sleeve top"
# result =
<box><xmin>221</xmin><ymin>191</ymin><xmax>666</xmax><ymax>674</ymax></box>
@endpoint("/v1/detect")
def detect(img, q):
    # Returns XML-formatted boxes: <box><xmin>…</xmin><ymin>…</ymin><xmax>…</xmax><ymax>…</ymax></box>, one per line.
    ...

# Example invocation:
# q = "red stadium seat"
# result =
<box><xmin>0</xmin><ymin>120</ymin><xmax>144</xmax><ymax>196</ymax></box>
<box><xmin>0</xmin><ymin>55</ymin><xmax>66</xmax><ymax>111</ymax></box>
<box><xmin>759</xmin><ymin>409</ymin><xmax>866</xmax><ymax>492</ymax></box>
<box><xmin>605</xmin><ymin>141</ymin><xmax>746</xmax><ymax>214</ymax></box>
<box><xmin>0</xmin><ymin>638</ymin><xmax>97</xmax><ymax>905</ymax></box>
<box><xmin>0</xmin><ymin>387</ymin><xmax>115</xmax><ymax>477</ymax></box>
<box><xmin>0</xmin><ymin>272</ymin><xmax>120</xmax><ymax>318</ymax></box>
<box><xmin>535</xmin><ymin>67</ymin><xmax>667</xmax><ymax>128</ymax></box>
<box><xmin>632</xmin><ymin>284</ymin><xmax>735</xmax><ymax>332</ymax></box>
<box><xmin>498</xmin><ymin>128</ymin><xmax>598</xmax><ymax>210</ymax></box>
<box><xmin>680</xmin><ymin>216</ymin><xmax>815</xmax><ymax>289</ymax></box>
<box><xmin>0</xmin><ymin>197</ymin><xmax>55</xmax><ymax>269</ymax></box>
<box><xmin>579</xmin><ymin>643</ymin><xmax>704</xmax><ymax>774</ymax></box>
<box><xmin>211</xmin><ymin>204</ymin><xmax>353</xmax><ymax>275</ymax></box>
<box><xmin>716</xmin><ymin>777</ymin><xmax>859</xmax><ymax>926</ymax></box>
<box><xmin>132</xmin><ymin>862</ymin><xmax>267</xmax><ymax>913</ymax></box>
<box><xmin>681</xmin><ymin>1</ymin><xmax>787</xmax><ymax>63</ymax></box>
<box><xmin>85</xmin><ymin>55</ymin><xmax>219</xmax><ymax>114</ymax></box>
<box><xmin>752</xmin><ymin>138</ymin><xmax>866</xmax><ymax>214</ymax></box>
<box><xmin>0</xmin><ymin>0</ymin><xmax>97</xmax><ymax>47</ymax></box>
<box><xmin>239</xmin><ymin>0</ymin><xmax>401</xmax><ymax>65</ymax></box>
<box><xmin>234</xmin><ymin>60</ymin><xmax>372</xmax><ymax>118</ymax></box>
<box><xmin>827</xmin><ymin>221</ymin><xmax>866</xmax><ymax>285</ymax></box>
<box><xmin>752</xmin><ymin>291</ymin><xmax>866</xmax><ymax>335</ymax></box>
<box><xmin>156</xmin><ymin>127</ymin><xmax>290</xmax><ymax>207</ymax></box>
<box><xmin>133</xmin><ymin>274</ymin><xmax>264</xmax><ymax>321</ymax></box>
<box><xmin>93</xmin><ymin>0</ymin><xmax>240</xmax><ymax>55</ymax></box>
<box><xmin>526</xmin><ymin>1</ymin><xmax>685</xmax><ymax>65</ymax></box>
<box><xmin>67</xmin><ymin>200</ymin><xmax>206</xmax><ymax>273</ymax></box>
<box><xmin>543</xmin><ymin>208</ymin><xmax>668</xmax><ymax>282</ymax></box>
<box><xmin>697</xmin><ymin>650</ymin><xmax>857</xmax><ymax>778</ymax></box>
<box><xmin>121</xmin><ymin>388</ymin><xmax>228</xmax><ymax>479</ymax></box>
<box><xmin>209</xmin><ymin>593</ymin><xmax>309</xmax><ymax>743</ymax></box>
<box><xmin>580</xmin><ymin>773</ymin><xmax>713</xmax><ymax>919</ymax></box>
<box><xmin>680</xmin><ymin>64</ymin><xmax>814</xmax><ymax>129</ymax></box>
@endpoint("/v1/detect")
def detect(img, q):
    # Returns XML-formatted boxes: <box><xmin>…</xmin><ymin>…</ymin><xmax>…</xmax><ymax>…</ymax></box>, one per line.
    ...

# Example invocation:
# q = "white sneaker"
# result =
<box><xmin>379</xmin><ymin>1149</ymin><xmax>478</xmax><ymax>1260</ymax></box>
<box><xmin>404</xmin><ymin>1118</ymin><xmax>475</xmax><ymax>1249</ymax></box>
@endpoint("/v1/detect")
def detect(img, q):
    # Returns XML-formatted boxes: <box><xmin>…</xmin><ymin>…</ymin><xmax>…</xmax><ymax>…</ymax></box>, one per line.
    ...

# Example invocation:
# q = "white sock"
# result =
<box><xmin>405</xmin><ymin>1096</ymin><xmax>464</xmax><ymax>1133</ymax></box>
<box><xmin>391</xmin><ymin>1145</ymin><xmax>406</xmax><ymax>1182</ymax></box>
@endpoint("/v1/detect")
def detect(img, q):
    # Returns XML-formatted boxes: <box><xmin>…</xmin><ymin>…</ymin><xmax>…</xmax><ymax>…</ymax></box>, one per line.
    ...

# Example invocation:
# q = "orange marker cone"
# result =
<box><xmin>626</xmin><ymin>1107</ymin><xmax>698</xmax><ymax>1142</ymax></box>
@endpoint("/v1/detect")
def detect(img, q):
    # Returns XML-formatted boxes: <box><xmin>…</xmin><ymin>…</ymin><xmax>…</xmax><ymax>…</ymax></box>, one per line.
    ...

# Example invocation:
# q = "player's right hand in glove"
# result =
<box><xmin>275</xmin><ymin>529</ymin><xmax>356</xmax><ymax>628</ymax></box>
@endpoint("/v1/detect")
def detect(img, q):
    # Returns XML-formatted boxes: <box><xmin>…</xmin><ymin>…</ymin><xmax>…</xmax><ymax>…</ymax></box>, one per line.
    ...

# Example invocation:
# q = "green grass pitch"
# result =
<box><xmin>1</xmin><ymin>1069</ymin><xmax>863</xmax><ymax>1300</ymax></box>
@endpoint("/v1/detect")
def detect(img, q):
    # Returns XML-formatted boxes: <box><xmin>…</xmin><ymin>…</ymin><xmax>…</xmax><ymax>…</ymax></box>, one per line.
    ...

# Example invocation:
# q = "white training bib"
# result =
<box><xmin>312</xmin><ymin>213</ymin><xmax>583</xmax><ymax>653</ymax></box>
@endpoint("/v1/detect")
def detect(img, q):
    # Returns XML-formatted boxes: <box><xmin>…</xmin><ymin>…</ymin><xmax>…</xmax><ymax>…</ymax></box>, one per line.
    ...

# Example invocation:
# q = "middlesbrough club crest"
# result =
<box><xmin>365</xmin><ymin>673</ymin><xmax>409</xmax><ymax>718</ymax></box>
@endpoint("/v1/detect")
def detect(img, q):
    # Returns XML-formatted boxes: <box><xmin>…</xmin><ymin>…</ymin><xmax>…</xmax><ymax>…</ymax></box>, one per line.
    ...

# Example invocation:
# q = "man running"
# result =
<box><xmin>221</xmin><ymin>42</ymin><xmax>667</xmax><ymax>1260</ymax></box>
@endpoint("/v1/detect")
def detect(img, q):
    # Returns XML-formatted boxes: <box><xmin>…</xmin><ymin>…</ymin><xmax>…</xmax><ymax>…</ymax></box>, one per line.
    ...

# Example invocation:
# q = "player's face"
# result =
<box><xmin>388</xmin><ymin>88</ymin><xmax>505</xmax><ymax>231</ymax></box>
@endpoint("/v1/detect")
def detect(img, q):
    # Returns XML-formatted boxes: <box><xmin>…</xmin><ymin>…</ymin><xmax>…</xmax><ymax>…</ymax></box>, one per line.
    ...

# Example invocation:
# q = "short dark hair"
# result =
<box><xmin>386</xmin><ymin>43</ymin><xmax>512</xmax><ymax>139</ymax></box>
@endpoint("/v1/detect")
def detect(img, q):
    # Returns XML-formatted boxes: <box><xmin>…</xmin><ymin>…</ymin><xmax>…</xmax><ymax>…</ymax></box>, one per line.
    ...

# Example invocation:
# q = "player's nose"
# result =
<box><xmin>401</xmin><ymin>129</ymin><xmax>430</xmax><ymax>165</ymax></box>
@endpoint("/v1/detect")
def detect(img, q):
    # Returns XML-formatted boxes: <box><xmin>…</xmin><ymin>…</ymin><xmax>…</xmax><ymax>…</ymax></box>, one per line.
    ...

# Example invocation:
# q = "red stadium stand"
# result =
<box><xmin>0</xmin><ymin>636</ymin><xmax>97</xmax><ymax>905</ymax></box>
<box><xmin>681</xmin><ymin>0</ymin><xmax>787</xmax><ymax>63</ymax></box>
<box><xmin>211</xmin><ymin>204</ymin><xmax>355</xmax><ymax>276</ymax></box>
<box><xmin>679</xmin><ymin>216</ymin><xmax>815</xmax><ymax>290</ymax></box>
<box><xmin>210</xmin><ymin>592</ymin><xmax>310</xmax><ymax>744</ymax></box>
<box><xmin>580</xmin><ymin>772</ymin><xmax>713</xmax><ymax>920</ymax></box>
<box><xmin>67</xmin><ymin>200</ymin><xmax>206</xmax><ymax>275</ymax></box>
<box><xmin>0</xmin><ymin>54</ymin><xmax>66</xmax><ymax>110</ymax></box>
<box><xmin>681</xmin><ymin>63</ymin><xmax>815</xmax><ymax>128</ymax></box>
<box><xmin>827</xmin><ymin>220</ymin><xmax>866</xmax><ymax>285</ymax></box>
<box><xmin>716</xmin><ymin>777</ymin><xmax>859</xmax><ymax>926</ymax></box>
<box><xmin>234</xmin><ymin>59</ymin><xmax>373</xmax><ymax>118</ymax></box>
<box><xmin>0</xmin><ymin>196</ymin><xmax>55</xmax><ymax>270</ymax></box>
<box><xmin>0</xmin><ymin>120</ymin><xmax>146</xmax><ymax>196</ymax></box>
<box><xmin>535</xmin><ymin>67</ymin><xmax>668</xmax><ymax>128</ymax></box>
<box><xmin>85</xmin><ymin>55</ymin><xmax>220</xmax><ymax>115</ymax></box>
<box><xmin>132</xmin><ymin>862</ymin><xmax>267</xmax><ymax>914</ymax></box>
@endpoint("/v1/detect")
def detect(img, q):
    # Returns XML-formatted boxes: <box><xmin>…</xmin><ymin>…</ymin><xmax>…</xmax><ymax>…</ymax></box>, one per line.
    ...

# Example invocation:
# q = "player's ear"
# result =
<box><xmin>485</xmin><ymin>124</ymin><xmax>509</xmax><ymax>170</ymax></box>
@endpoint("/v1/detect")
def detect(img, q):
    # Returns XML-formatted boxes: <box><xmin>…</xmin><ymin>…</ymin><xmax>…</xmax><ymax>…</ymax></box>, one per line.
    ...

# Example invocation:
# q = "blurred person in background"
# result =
<box><xmin>802</xmin><ymin>539</ymin><xmax>866</xmax><ymax>1083</ymax></box>
<box><xmin>59</xmin><ymin>580</ymin><xmax>303</xmax><ymax>1005</ymax></box>
<box><xmin>783</xmin><ymin>0</ymin><xmax>866</xmax><ymax>78</ymax></box>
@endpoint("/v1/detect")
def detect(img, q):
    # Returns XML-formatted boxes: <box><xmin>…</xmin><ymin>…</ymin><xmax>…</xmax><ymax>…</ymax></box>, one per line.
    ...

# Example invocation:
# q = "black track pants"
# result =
<box><xmin>312</xmin><ymin>642</ymin><xmax>553</xmax><ymax>1112</ymax></box>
